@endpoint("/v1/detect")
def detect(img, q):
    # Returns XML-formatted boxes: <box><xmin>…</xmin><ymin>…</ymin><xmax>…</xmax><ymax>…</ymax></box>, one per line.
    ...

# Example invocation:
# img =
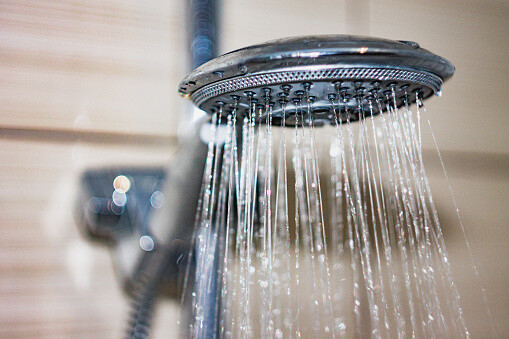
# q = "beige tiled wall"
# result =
<box><xmin>0</xmin><ymin>0</ymin><xmax>507</xmax><ymax>337</ymax></box>
<box><xmin>0</xmin><ymin>0</ymin><xmax>185</xmax><ymax>135</ymax></box>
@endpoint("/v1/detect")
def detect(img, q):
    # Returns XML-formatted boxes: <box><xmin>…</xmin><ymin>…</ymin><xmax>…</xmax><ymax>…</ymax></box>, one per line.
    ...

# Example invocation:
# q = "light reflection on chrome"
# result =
<box><xmin>139</xmin><ymin>235</ymin><xmax>155</xmax><ymax>252</ymax></box>
<box><xmin>112</xmin><ymin>189</ymin><xmax>127</xmax><ymax>207</ymax></box>
<box><xmin>88</xmin><ymin>197</ymin><xmax>101</xmax><ymax>213</ymax></box>
<box><xmin>113</xmin><ymin>175</ymin><xmax>131</xmax><ymax>192</ymax></box>
<box><xmin>150</xmin><ymin>190</ymin><xmax>164</xmax><ymax>209</ymax></box>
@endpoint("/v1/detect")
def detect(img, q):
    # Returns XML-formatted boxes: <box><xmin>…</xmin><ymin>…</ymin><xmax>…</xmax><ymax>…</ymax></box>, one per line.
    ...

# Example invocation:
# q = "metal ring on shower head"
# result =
<box><xmin>179</xmin><ymin>35</ymin><xmax>455</xmax><ymax>126</ymax></box>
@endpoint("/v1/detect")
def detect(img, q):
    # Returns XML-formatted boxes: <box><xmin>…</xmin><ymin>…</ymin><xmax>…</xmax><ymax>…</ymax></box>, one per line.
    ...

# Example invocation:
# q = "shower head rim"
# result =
<box><xmin>189</xmin><ymin>65</ymin><xmax>443</xmax><ymax>109</ymax></box>
<box><xmin>179</xmin><ymin>35</ymin><xmax>455</xmax><ymax>97</ymax></box>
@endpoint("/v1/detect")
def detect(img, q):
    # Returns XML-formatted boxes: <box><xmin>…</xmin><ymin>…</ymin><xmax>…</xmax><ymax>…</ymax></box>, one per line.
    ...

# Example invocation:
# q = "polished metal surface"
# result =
<box><xmin>179</xmin><ymin>35</ymin><xmax>455</xmax><ymax>124</ymax></box>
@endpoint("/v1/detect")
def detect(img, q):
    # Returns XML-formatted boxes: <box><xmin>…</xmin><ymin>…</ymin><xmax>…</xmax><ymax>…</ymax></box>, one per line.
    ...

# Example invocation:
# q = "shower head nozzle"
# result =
<box><xmin>179</xmin><ymin>35</ymin><xmax>454</xmax><ymax>126</ymax></box>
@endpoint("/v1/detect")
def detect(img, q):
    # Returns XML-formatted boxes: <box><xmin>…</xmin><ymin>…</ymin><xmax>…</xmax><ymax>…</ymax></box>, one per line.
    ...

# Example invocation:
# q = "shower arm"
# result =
<box><xmin>187</xmin><ymin>0</ymin><xmax>219</xmax><ymax>70</ymax></box>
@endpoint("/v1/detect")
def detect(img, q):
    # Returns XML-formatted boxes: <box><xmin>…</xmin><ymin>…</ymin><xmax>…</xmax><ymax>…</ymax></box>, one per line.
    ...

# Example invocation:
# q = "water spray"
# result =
<box><xmin>179</xmin><ymin>35</ymin><xmax>470</xmax><ymax>338</ymax></box>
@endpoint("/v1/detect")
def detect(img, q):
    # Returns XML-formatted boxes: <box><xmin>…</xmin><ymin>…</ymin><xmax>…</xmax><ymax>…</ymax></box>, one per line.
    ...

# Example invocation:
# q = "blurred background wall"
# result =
<box><xmin>0</xmin><ymin>0</ymin><xmax>507</xmax><ymax>337</ymax></box>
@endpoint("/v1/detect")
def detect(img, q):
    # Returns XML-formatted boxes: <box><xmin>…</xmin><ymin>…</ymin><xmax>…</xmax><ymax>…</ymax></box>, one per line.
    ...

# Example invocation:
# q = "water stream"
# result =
<box><xmin>185</xmin><ymin>93</ymin><xmax>472</xmax><ymax>338</ymax></box>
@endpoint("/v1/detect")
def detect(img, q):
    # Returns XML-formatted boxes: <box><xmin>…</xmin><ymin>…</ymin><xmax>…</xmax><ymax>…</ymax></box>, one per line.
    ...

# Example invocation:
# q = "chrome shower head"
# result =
<box><xmin>178</xmin><ymin>35</ymin><xmax>454</xmax><ymax>126</ymax></box>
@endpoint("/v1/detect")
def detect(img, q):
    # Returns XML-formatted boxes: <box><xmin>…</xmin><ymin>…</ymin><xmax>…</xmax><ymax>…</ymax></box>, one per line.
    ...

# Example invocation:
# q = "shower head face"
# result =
<box><xmin>179</xmin><ymin>35</ymin><xmax>455</xmax><ymax>126</ymax></box>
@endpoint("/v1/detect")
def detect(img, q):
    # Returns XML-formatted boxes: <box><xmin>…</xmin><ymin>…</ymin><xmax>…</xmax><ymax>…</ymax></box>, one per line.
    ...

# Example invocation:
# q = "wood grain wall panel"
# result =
<box><xmin>0</xmin><ymin>138</ymin><xmax>172</xmax><ymax>337</ymax></box>
<box><xmin>0</xmin><ymin>0</ymin><xmax>185</xmax><ymax>136</ymax></box>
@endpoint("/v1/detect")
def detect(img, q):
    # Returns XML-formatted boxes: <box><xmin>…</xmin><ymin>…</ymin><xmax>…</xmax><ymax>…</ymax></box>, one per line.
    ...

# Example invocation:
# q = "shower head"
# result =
<box><xmin>178</xmin><ymin>35</ymin><xmax>454</xmax><ymax>126</ymax></box>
